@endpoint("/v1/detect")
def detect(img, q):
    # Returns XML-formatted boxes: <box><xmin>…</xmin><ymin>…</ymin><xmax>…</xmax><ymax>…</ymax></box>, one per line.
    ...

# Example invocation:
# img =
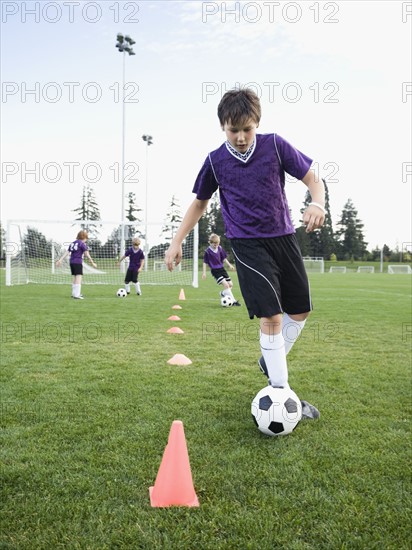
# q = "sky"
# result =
<box><xmin>1</xmin><ymin>0</ymin><xmax>411</xmax><ymax>250</ymax></box>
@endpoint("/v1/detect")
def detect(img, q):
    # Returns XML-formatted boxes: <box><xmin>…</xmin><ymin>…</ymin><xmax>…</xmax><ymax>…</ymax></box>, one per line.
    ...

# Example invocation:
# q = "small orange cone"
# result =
<box><xmin>172</xmin><ymin>305</ymin><xmax>182</xmax><ymax>310</ymax></box>
<box><xmin>167</xmin><ymin>354</ymin><xmax>192</xmax><ymax>365</ymax></box>
<box><xmin>179</xmin><ymin>288</ymin><xmax>186</xmax><ymax>301</ymax></box>
<box><xmin>167</xmin><ymin>327</ymin><xmax>184</xmax><ymax>334</ymax></box>
<box><xmin>149</xmin><ymin>420</ymin><xmax>199</xmax><ymax>507</ymax></box>
<box><xmin>167</xmin><ymin>315</ymin><xmax>181</xmax><ymax>321</ymax></box>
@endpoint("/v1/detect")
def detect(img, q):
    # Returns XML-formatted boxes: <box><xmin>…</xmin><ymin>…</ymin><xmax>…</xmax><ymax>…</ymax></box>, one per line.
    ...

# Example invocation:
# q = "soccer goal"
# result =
<box><xmin>302</xmin><ymin>257</ymin><xmax>325</xmax><ymax>273</ymax></box>
<box><xmin>357</xmin><ymin>266</ymin><xmax>375</xmax><ymax>273</ymax></box>
<box><xmin>329</xmin><ymin>266</ymin><xmax>347</xmax><ymax>273</ymax></box>
<box><xmin>388</xmin><ymin>265</ymin><xmax>412</xmax><ymax>274</ymax></box>
<box><xmin>5</xmin><ymin>220</ymin><xmax>198</xmax><ymax>287</ymax></box>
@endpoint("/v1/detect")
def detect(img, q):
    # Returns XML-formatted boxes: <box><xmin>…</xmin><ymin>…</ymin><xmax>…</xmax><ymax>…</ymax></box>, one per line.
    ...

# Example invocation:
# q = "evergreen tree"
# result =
<box><xmin>207</xmin><ymin>193</ymin><xmax>230</xmax><ymax>255</ymax></box>
<box><xmin>23</xmin><ymin>227</ymin><xmax>52</xmax><ymax>261</ymax></box>
<box><xmin>295</xmin><ymin>180</ymin><xmax>335</xmax><ymax>259</ymax></box>
<box><xmin>336</xmin><ymin>199</ymin><xmax>368</xmax><ymax>260</ymax></box>
<box><xmin>125</xmin><ymin>192</ymin><xmax>143</xmax><ymax>247</ymax></box>
<box><xmin>72</xmin><ymin>185</ymin><xmax>101</xmax><ymax>238</ymax></box>
<box><xmin>125</xmin><ymin>192</ymin><xmax>142</xmax><ymax>223</ymax></box>
<box><xmin>161</xmin><ymin>195</ymin><xmax>183</xmax><ymax>242</ymax></box>
<box><xmin>0</xmin><ymin>222</ymin><xmax>5</xmax><ymax>261</ymax></box>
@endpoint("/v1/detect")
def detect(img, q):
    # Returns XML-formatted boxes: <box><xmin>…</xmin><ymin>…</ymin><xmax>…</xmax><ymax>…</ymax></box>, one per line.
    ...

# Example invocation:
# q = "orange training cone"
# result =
<box><xmin>167</xmin><ymin>315</ymin><xmax>181</xmax><ymax>321</ymax></box>
<box><xmin>149</xmin><ymin>420</ymin><xmax>199</xmax><ymax>507</ymax></box>
<box><xmin>167</xmin><ymin>327</ymin><xmax>184</xmax><ymax>334</ymax></box>
<box><xmin>167</xmin><ymin>354</ymin><xmax>192</xmax><ymax>365</ymax></box>
<box><xmin>179</xmin><ymin>288</ymin><xmax>186</xmax><ymax>301</ymax></box>
<box><xmin>172</xmin><ymin>305</ymin><xmax>182</xmax><ymax>310</ymax></box>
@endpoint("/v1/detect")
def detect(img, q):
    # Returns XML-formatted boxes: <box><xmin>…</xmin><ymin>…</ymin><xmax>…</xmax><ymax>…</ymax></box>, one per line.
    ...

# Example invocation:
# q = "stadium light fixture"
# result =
<box><xmin>115</xmin><ymin>33</ymin><xmax>136</xmax><ymax>270</ymax></box>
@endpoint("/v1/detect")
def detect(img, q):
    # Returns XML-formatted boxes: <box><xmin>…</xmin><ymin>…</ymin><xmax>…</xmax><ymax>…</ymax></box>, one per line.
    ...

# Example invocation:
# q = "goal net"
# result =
<box><xmin>357</xmin><ymin>266</ymin><xmax>375</xmax><ymax>273</ymax></box>
<box><xmin>388</xmin><ymin>265</ymin><xmax>412</xmax><ymax>274</ymax></box>
<box><xmin>302</xmin><ymin>257</ymin><xmax>324</xmax><ymax>273</ymax></box>
<box><xmin>5</xmin><ymin>220</ymin><xmax>198</xmax><ymax>287</ymax></box>
<box><xmin>329</xmin><ymin>266</ymin><xmax>347</xmax><ymax>273</ymax></box>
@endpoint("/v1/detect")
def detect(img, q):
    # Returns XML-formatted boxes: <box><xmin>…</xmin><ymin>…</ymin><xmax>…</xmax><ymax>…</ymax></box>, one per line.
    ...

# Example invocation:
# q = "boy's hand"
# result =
<box><xmin>303</xmin><ymin>205</ymin><xmax>325</xmax><ymax>233</ymax></box>
<box><xmin>202</xmin><ymin>273</ymin><xmax>206</xmax><ymax>279</ymax></box>
<box><xmin>165</xmin><ymin>243</ymin><xmax>182</xmax><ymax>271</ymax></box>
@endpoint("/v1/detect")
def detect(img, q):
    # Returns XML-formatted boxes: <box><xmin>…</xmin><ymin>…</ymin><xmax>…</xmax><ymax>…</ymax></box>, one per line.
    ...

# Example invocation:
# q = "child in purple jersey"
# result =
<box><xmin>117</xmin><ymin>237</ymin><xmax>145</xmax><ymax>295</ymax></box>
<box><xmin>165</xmin><ymin>88</ymin><xmax>326</xmax><ymax>420</ymax></box>
<box><xmin>202</xmin><ymin>233</ymin><xmax>241</xmax><ymax>306</ymax></box>
<box><xmin>56</xmin><ymin>230</ymin><xmax>97</xmax><ymax>299</ymax></box>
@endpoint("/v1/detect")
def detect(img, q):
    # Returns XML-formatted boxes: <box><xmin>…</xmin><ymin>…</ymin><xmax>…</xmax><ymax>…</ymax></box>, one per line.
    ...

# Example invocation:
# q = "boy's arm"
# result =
<box><xmin>202</xmin><ymin>262</ymin><xmax>208</xmax><ymax>279</ymax></box>
<box><xmin>138</xmin><ymin>259</ymin><xmax>145</xmax><ymax>272</ymax></box>
<box><xmin>301</xmin><ymin>170</ymin><xmax>326</xmax><ymax>233</ymax></box>
<box><xmin>56</xmin><ymin>250</ymin><xmax>69</xmax><ymax>265</ymax></box>
<box><xmin>85</xmin><ymin>250</ymin><xmax>97</xmax><ymax>267</ymax></box>
<box><xmin>224</xmin><ymin>257</ymin><xmax>234</xmax><ymax>270</ymax></box>
<box><xmin>165</xmin><ymin>198</ymin><xmax>209</xmax><ymax>271</ymax></box>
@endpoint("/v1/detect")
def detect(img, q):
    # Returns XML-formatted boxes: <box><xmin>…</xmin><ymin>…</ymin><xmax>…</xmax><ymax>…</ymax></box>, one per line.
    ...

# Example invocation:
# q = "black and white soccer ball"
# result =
<box><xmin>117</xmin><ymin>288</ymin><xmax>127</xmax><ymax>298</ymax></box>
<box><xmin>220</xmin><ymin>295</ymin><xmax>234</xmax><ymax>307</ymax></box>
<box><xmin>251</xmin><ymin>386</ymin><xmax>302</xmax><ymax>436</ymax></box>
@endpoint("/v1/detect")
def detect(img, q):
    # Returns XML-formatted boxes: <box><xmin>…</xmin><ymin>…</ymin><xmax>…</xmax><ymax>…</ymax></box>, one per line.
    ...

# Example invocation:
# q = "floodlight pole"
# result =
<box><xmin>115</xmin><ymin>33</ymin><xmax>135</xmax><ymax>271</ymax></box>
<box><xmin>142</xmin><ymin>135</ymin><xmax>153</xmax><ymax>271</ymax></box>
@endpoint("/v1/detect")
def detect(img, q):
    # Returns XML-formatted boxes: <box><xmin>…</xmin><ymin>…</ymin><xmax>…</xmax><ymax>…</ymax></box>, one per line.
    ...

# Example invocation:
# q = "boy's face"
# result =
<box><xmin>222</xmin><ymin>118</ymin><xmax>258</xmax><ymax>153</ymax></box>
<box><xmin>209</xmin><ymin>238</ymin><xmax>220</xmax><ymax>250</ymax></box>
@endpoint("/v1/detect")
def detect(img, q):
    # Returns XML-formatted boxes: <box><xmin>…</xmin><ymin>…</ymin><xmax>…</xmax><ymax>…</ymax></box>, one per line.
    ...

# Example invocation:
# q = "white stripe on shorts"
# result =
<box><xmin>231</xmin><ymin>247</ymin><xmax>283</xmax><ymax>313</ymax></box>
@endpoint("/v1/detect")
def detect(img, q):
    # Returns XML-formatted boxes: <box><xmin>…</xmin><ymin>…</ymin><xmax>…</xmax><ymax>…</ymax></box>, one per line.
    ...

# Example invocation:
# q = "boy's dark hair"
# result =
<box><xmin>217</xmin><ymin>88</ymin><xmax>261</xmax><ymax>127</ymax></box>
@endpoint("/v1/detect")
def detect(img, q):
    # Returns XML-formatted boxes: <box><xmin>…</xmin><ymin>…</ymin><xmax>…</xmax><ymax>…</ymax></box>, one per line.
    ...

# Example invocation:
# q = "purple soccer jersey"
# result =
<box><xmin>68</xmin><ymin>239</ymin><xmax>88</xmax><ymax>264</ymax></box>
<box><xmin>203</xmin><ymin>245</ymin><xmax>227</xmax><ymax>269</ymax></box>
<box><xmin>193</xmin><ymin>134</ymin><xmax>313</xmax><ymax>239</ymax></box>
<box><xmin>125</xmin><ymin>247</ymin><xmax>144</xmax><ymax>270</ymax></box>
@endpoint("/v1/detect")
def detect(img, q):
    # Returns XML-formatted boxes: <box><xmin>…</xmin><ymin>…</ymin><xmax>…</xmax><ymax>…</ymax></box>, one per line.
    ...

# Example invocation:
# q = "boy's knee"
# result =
<box><xmin>288</xmin><ymin>312</ymin><xmax>310</xmax><ymax>322</ymax></box>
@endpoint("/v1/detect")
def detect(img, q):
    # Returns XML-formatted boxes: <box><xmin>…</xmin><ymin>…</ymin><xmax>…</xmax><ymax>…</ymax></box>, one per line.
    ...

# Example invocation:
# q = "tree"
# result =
<box><xmin>161</xmin><ymin>195</ymin><xmax>183</xmax><ymax>242</ymax></box>
<box><xmin>126</xmin><ymin>192</ymin><xmax>143</xmax><ymax>223</ymax></box>
<box><xmin>125</xmin><ymin>192</ymin><xmax>143</xmax><ymax>246</ymax></box>
<box><xmin>335</xmin><ymin>199</ymin><xmax>368</xmax><ymax>260</ymax></box>
<box><xmin>295</xmin><ymin>180</ymin><xmax>336</xmax><ymax>259</ymax></box>
<box><xmin>0</xmin><ymin>222</ymin><xmax>5</xmax><ymax>261</ymax></box>
<box><xmin>23</xmin><ymin>227</ymin><xmax>52</xmax><ymax>261</ymax></box>
<box><xmin>72</xmin><ymin>185</ymin><xmax>101</xmax><ymax>238</ymax></box>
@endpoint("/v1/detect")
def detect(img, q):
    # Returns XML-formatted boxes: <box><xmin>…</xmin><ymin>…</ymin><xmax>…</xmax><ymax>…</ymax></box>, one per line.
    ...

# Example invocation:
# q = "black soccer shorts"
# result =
<box><xmin>125</xmin><ymin>268</ymin><xmax>139</xmax><ymax>284</ymax></box>
<box><xmin>210</xmin><ymin>267</ymin><xmax>232</xmax><ymax>285</ymax></box>
<box><xmin>70</xmin><ymin>263</ymin><xmax>83</xmax><ymax>276</ymax></box>
<box><xmin>230</xmin><ymin>234</ymin><xmax>312</xmax><ymax>319</ymax></box>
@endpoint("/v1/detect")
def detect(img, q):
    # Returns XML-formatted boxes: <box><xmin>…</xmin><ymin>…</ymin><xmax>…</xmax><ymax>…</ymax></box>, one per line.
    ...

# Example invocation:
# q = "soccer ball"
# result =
<box><xmin>116</xmin><ymin>288</ymin><xmax>127</xmax><ymax>298</ymax></box>
<box><xmin>220</xmin><ymin>295</ymin><xmax>234</xmax><ymax>307</ymax></box>
<box><xmin>251</xmin><ymin>386</ymin><xmax>302</xmax><ymax>436</ymax></box>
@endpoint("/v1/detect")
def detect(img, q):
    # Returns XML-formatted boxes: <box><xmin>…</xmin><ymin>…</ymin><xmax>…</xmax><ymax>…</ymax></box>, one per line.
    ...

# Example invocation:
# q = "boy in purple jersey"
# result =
<box><xmin>56</xmin><ymin>230</ymin><xmax>97</xmax><ymax>299</ymax></box>
<box><xmin>165</xmin><ymin>88</ymin><xmax>326</xmax><ymax>420</ymax></box>
<box><xmin>117</xmin><ymin>237</ymin><xmax>145</xmax><ymax>295</ymax></box>
<box><xmin>202</xmin><ymin>233</ymin><xmax>241</xmax><ymax>306</ymax></box>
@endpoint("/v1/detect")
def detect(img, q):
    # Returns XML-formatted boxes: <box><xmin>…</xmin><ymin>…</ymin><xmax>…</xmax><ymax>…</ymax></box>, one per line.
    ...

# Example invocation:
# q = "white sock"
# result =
<box><xmin>260</xmin><ymin>331</ymin><xmax>289</xmax><ymax>388</ymax></box>
<box><xmin>125</xmin><ymin>283</ymin><xmax>130</xmax><ymax>293</ymax></box>
<box><xmin>73</xmin><ymin>283</ymin><xmax>81</xmax><ymax>298</ymax></box>
<box><xmin>282</xmin><ymin>314</ymin><xmax>306</xmax><ymax>355</ymax></box>
<box><xmin>222</xmin><ymin>287</ymin><xmax>235</xmax><ymax>300</ymax></box>
<box><xmin>135</xmin><ymin>282</ymin><xmax>141</xmax><ymax>294</ymax></box>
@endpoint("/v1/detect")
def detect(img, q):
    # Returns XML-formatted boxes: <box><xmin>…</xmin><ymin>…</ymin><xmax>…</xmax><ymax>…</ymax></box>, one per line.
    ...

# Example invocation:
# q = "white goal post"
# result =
<box><xmin>5</xmin><ymin>220</ymin><xmax>199</xmax><ymax>287</ymax></box>
<box><xmin>302</xmin><ymin>257</ymin><xmax>325</xmax><ymax>273</ymax></box>
<box><xmin>388</xmin><ymin>265</ymin><xmax>412</xmax><ymax>274</ymax></box>
<box><xmin>357</xmin><ymin>266</ymin><xmax>375</xmax><ymax>273</ymax></box>
<box><xmin>329</xmin><ymin>266</ymin><xmax>347</xmax><ymax>273</ymax></box>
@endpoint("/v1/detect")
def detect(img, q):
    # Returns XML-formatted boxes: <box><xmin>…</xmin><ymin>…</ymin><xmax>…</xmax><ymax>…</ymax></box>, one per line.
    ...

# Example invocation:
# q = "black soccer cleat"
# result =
<box><xmin>300</xmin><ymin>400</ymin><xmax>320</xmax><ymax>420</ymax></box>
<box><xmin>258</xmin><ymin>356</ymin><xmax>268</xmax><ymax>377</ymax></box>
<box><xmin>232</xmin><ymin>300</ymin><xmax>241</xmax><ymax>306</ymax></box>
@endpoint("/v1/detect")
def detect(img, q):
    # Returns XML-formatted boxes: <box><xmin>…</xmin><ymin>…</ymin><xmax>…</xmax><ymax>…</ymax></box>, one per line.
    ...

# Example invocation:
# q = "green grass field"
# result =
<box><xmin>1</xmin><ymin>271</ymin><xmax>411</xmax><ymax>549</ymax></box>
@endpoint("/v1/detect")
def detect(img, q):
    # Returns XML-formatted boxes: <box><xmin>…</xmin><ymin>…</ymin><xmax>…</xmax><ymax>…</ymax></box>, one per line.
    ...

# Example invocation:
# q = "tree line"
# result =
<box><xmin>1</xmin><ymin>182</ymin><xmax>408</xmax><ymax>263</ymax></box>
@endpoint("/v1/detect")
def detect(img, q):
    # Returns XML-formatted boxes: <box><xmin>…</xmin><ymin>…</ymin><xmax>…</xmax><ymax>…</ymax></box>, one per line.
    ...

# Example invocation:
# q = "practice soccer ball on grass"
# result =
<box><xmin>251</xmin><ymin>386</ymin><xmax>302</xmax><ymax>436</ymax></box>
<box><xmin>116</xmin><ymin>288</ymin><xmax>127</xmax><ymax>298</ymax></box>
<box><xmin>220</xmin><ymin>295</ymin><xmax>234</xmax><ymax>307</ymax></box>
